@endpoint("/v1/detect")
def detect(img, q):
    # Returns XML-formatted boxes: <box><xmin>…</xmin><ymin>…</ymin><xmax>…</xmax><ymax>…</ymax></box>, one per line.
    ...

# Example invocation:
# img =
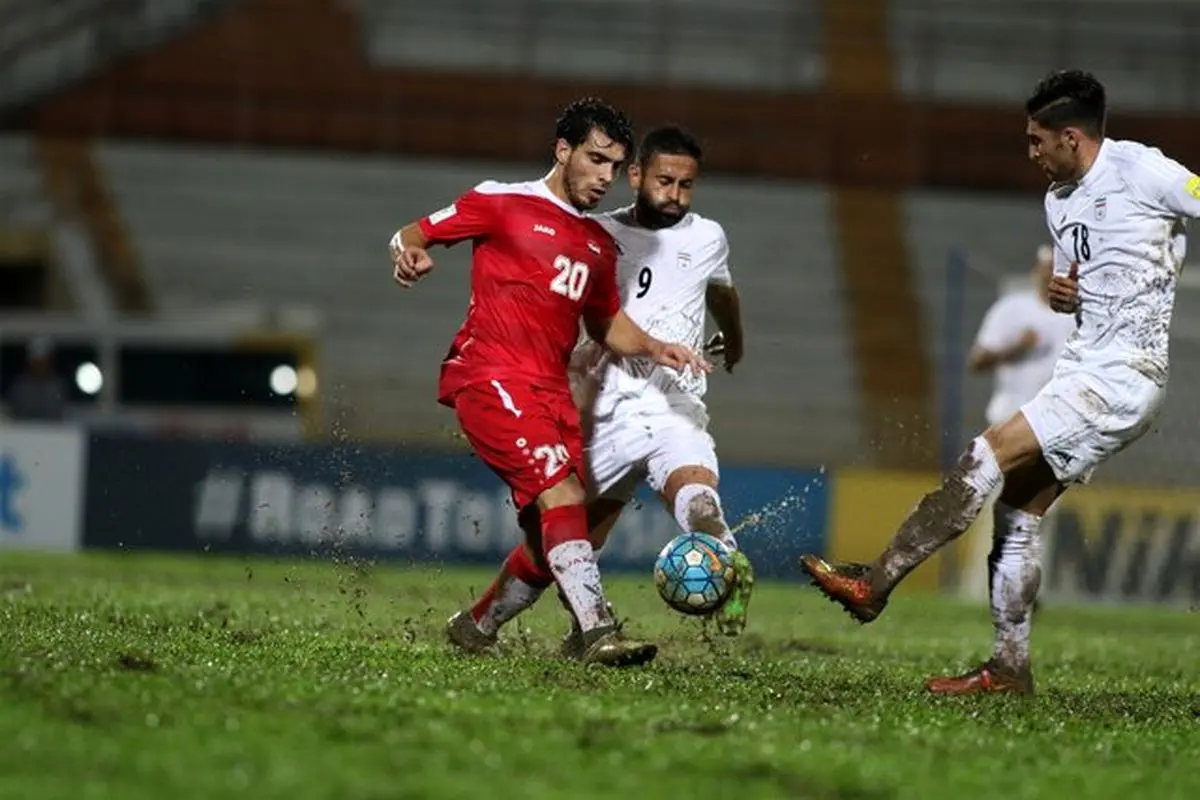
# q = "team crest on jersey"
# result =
<box><xmin>1094</xmin><ymin>197</ymin><xmax>1107</xmax><ymax>220</ymax></box>
<box><xmin>677</xmin><ymin>252</ymin><xmax>693</xmax><ymax>270</ymax></box>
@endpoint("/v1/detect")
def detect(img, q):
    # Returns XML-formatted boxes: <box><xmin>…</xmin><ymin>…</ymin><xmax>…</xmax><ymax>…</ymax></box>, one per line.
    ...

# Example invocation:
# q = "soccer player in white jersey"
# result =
<box><xmin>800</xmin><ymin>69</ymin><xmax>1200</xmax><ymax>695</ymax></box>
<box><xmin>964</xmin><ymin>244</ymin><xmax>1076</xmax><ymax>602</ymax></box>
<box><xmin>969</xmin><ymin>244</ymin><xmax>1076</xmax><ymax>422</ymax></box>
<box><xmin>558</xmin><ymin>125</ymin><xmax>752</xmax><ymax>647</ymax></box>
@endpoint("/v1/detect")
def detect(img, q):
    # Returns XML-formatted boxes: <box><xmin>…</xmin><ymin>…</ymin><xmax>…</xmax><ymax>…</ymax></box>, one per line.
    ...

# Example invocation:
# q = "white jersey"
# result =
<box><xmin>1044</xmin><ymin>138</ymin><xmax>1200</xmax><ymax>386</ymax></box>
<box><xmin>573</xmin><ymin>206</ymin><xmax>733</xmax><ymax>423</ymax></box>
<box><xmin>974</xmin><ymin>287</ymin><xmax>1076</xmax><ymax>425</ymax></box>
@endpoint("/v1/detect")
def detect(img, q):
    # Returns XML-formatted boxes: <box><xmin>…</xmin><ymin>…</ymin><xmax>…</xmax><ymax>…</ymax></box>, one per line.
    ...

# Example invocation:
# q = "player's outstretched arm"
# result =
<box><xmin>593</xmin><ymin>311</ymin><xmax>712</xmax><ymax>375</ymax></box>
<box><xmin>705</xmin><ymin>284</ymin><xmax>744</xmax><ymax>373</ymax></box>
<box><xmin>967</xmin><ymin>295</ymin><xmax>1041</xmax><ymax>372</ymax></box>
<box><xmin>967</xmin><ymin>333</ymin><xmax>1039</xmax><ymax>373</ymax></box>
<box><xmin>389</xmin><ymin>186</ymin><xmax>502</xmax><ymax>288</ymax></box>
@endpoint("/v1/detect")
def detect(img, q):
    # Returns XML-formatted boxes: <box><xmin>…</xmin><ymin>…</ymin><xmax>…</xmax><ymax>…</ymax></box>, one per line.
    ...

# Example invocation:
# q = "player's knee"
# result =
<box><xmin>983</xmin><ymin>413</ymin><xmax>1043</xmax><ymax>474</ymax></box>
<box><xmin>537</xmin><ymin>471</ymin><xmax>587</xmax><ymax>510</ymax></box>
<box><xmin>673</xmin><ymin>483</ymin><xmax>726</xmax><ymax>535</ymax></box>
<box><xmin>586</xmin><ymin>499</ymin><xmax>624</xmax><ymax>552</ymax></box>
<box><xmin>517</xmin><ymin>505</ymin><xmax>545</xmax><ymax>555</ymax></box>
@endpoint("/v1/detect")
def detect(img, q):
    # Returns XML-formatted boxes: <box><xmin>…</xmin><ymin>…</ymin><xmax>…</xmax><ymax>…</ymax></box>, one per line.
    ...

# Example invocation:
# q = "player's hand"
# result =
<box><xmin>650</xmin><ymin>341</ymin><xmax>712</xmax><ymax>375</ymax></box>
<box><xmin>1048</xmin><ymin>262</ymin><xmax>1080</xmax><ymax>314</ymax></box>
<box><xmin>704</xmin><ymin>332</ymin><xmax>743</xmax><ymax>373</ymax></box>
<box><xmin>390</xmin><ymin>231</ymin><xmax>434</xmax><ymax>288</ymax></box>
<box><xmin>998</xmin><ymin>328</ymin><xmax>1039</xmax><ymax>364</ymax></box>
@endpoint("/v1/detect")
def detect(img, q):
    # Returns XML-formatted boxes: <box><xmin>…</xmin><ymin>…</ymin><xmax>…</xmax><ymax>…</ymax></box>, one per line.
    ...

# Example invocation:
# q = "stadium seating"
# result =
<box><xmin>96</xmin><ymin>141</ymin><xmax>864</xmax><ymax>466</ymax></box>
<box><xmin>359</xmin><ymin>0</ymin><xmax>825</xmax><ymax>90</ymax></box>
<box><xmin>0</xmin><ymin>135</ymin><xmax>48</xmax><ymax>225</ymax></box>
<box><xmin>0</xmin><ymin>0</ymin><xmax>231</xmax><ymax>112</ymax></box>
<box><xmin>887</xmin><ymin>0</ymin><xmax>1197</xmax><ymax>112</ymax></box>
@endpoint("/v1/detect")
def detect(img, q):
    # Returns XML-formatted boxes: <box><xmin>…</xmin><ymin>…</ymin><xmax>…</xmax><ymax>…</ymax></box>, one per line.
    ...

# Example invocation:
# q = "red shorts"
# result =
<box><xmin>452</xmin><ymin>380</ymin><xmax>584</xmax><ymax>510</ymax></box>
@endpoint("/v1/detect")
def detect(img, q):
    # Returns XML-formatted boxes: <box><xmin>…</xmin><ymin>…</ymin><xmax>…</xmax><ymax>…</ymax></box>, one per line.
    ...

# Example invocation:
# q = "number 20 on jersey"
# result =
<box><xmin>550</xmin><ymin>255</ymin><xmax>589</xmax><ymax>301</ymax></box>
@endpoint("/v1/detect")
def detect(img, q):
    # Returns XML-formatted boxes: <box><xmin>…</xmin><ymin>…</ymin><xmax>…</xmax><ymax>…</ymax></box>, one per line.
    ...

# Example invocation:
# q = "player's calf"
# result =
<box><xmin>988</xmin><ymin>500</ymin><xmax>1044</xmax><ymax>676</ymax></box>
<box><xmin>673</xmin><ymin>482</ymin><xmax>738</xmax><ymax>551</ymax></box>
<box><xmin>542</xmin><ymin>477</ymin><xmax>657</xmax><ymax>666</ymax></box>
<box><xmin>863</xmin><ymin>435</ymin><xmax>1005</xmax><ymax>605</ymax></box>
<box><xmin>445</xmin><ymin>542</ymin><xmax>552</xmax><ymax>654</ymax></box>
<box><xmin>671</xmin><ymin>482</ymin><xmax>753</xmax><ymax>634</ymax></box>
<box><xmin>923</xmin><ymin>503</ymin><xmax>1045</xmax><ymax>695</ymax></box>
<box><xmin>541</xmin><ymin>501</ymin><xmax>616</xmax><ymax>631</ymax></box>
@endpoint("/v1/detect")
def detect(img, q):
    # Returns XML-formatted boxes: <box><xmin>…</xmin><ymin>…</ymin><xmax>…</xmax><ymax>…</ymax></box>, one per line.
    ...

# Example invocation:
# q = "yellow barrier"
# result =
<box><xmin>1038</xmin><ymin>483</ymin><xmax>1200</xmax><ymax>606</ymax></box>
<box><xmin>828</xmin><ymin>468</ymin><xmax>985</xmax><ymax>594</ymax></box>
<box><xmin>834</xmin><ymin>469</ymin><xmax>1200</xmax><ymax>606</ymax></box>
<box><xmin>959</xmin><ymin>484</ymin><xmax>1200</xmax><ymax>605</ymax></box>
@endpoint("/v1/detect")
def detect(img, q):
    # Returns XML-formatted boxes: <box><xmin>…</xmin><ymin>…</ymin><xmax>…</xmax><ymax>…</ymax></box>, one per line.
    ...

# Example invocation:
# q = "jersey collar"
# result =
<box><xmin>534</xmin><ymin>169</ymin><xmax>585</xmax><ymax>217</ymax></box>
<box><xmin>606</xmin><ymin>203</ymin><xmax>693</xmax><ymax>230</ymax></box>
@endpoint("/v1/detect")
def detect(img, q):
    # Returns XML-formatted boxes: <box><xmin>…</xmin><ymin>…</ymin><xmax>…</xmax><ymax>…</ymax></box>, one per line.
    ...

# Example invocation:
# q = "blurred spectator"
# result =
<box><xmin>7</xmin><ymin>337</ymin><xmax>68</xmax><ymax>421</ymax></box>
<box><xmin>968</xmin><ymin>244</ymin><xmax>1075</xmax><ymax>425</ymax></box>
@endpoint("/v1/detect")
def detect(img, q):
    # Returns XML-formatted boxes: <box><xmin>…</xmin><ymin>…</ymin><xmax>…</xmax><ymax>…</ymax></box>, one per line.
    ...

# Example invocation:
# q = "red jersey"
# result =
<box><xmin>417</xmin><ymin>178</ymin><xmax>622</xmax><ymax>405</ymax></box>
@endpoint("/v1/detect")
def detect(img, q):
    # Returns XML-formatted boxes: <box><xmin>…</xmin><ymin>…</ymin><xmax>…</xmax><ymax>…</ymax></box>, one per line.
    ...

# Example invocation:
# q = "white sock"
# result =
<box><xmin>546</xmin><ymin>540</ymin><xmax>612</xmax><ymax>633</ymax></box>
<box><xmin>476</xmin><ymin>578</ymin><xmax>544</xmax><ymax>638</ymax></box>
<box><xmin>961</xmin><ymin>436</ymin><xmax>1004</xmax><ymax>519</ymax></box>
<box><xmin>673</xmin><ymin>483</ymin><xmax>738</xmax><ymax>551</ymax></box>
<box><xmin>988</xmin><ymin>501</ymin><xmax>1043</xmax><ymax>673</ymax></box>
<box><xmin>873</xmin><ymin>436</ymin><xmax>1003</xmax><ymax>594</ymax></box>
<box><xmin>557</xmin><ymin>586</ymin><xmax>584</xmax><ymax>635</ymax></box>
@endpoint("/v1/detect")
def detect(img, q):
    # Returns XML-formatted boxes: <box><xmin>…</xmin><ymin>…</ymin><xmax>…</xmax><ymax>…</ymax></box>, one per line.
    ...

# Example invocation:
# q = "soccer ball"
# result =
<box><xmin>653</xmin><ymin>531</ymin><xmax>737</xmax><ymax>615</ymax></box>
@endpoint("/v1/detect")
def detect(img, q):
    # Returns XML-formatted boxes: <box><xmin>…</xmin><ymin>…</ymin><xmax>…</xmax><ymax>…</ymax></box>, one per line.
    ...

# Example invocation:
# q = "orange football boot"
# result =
<box><xmin>798</xmin><ymin>555</ymin><xmax>887</xmax><ymax>623</ymax></box>
<box><xmin>925</xmin><ymin>661</ymin><xmax>1035</xmax><ymax>696</ymax></box>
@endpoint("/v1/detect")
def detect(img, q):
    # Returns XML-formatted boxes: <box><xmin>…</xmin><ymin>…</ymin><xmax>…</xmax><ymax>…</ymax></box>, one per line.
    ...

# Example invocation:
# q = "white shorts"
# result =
<box><xmin>586</xmin><ymin>406</ymin><xmax>719</xmax><ymax>502</ymax></box>
<box><xmin>1020</xmin><ymin>361</ymin><xmax>1165</xmax><ymax>484</ymax></box>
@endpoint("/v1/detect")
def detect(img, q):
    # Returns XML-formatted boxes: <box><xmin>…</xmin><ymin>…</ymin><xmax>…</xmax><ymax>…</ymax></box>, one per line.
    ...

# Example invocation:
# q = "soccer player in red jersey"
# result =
<box><xmin>388</xmin><ymin>98</ymin><xmax>710</xmax><ymax>666</ymax></box>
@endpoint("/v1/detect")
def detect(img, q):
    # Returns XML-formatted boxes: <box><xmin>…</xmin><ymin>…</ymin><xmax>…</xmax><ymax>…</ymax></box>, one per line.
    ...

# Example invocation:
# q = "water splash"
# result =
<box><xmin>728</xmin><ymin>475</ymin><xmax>821</xmax><ymax>539</ymax></box>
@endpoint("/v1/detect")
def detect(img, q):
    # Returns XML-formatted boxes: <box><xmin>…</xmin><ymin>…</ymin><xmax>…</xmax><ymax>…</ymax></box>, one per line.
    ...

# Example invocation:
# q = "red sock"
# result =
<box><xmin>470</xmin><ymin>545</ymin><xmax>552</xmax><ymax>634</ymax></box>
<box><xmin>542</xmin><ymin>505</ymin><xmax>612</xmax><ymax>632</ymax></box>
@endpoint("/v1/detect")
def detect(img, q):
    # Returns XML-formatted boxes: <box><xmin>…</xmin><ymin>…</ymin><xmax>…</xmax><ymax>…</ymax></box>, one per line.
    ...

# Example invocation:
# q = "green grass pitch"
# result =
<box><xmin>0</xmin><ymin>550</ymin><xmax>1197</xmax><ymax>799</ymax></box>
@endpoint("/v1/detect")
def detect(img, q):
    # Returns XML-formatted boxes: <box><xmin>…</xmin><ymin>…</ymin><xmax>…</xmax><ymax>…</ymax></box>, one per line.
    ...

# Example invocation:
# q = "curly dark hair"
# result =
<box><xmin>1025</xmin><ymin>70</ymin><xmax>1106</xmax><ymax>137</ymax></box>
<box><xmin>554</xmin><ymin>97</ymin><xmax>635</xmax><ymax>155</ymax></box>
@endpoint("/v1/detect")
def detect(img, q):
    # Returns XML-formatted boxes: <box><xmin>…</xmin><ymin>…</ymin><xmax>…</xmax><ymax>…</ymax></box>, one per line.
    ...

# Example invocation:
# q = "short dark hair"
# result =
<box><xmin>1025</xmin><ymin>70</ymin><xmax>1107</xmax><ymax>138</ymax></box>
<box><xmin>637</xmin><ymin>125</ymin><xmax>703</xmax><ymax>169</ymax></box>
<box><xmin>555</xmin><ymin>97</ymin><xmax>635</xmax><ymax>155</ymax></box>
